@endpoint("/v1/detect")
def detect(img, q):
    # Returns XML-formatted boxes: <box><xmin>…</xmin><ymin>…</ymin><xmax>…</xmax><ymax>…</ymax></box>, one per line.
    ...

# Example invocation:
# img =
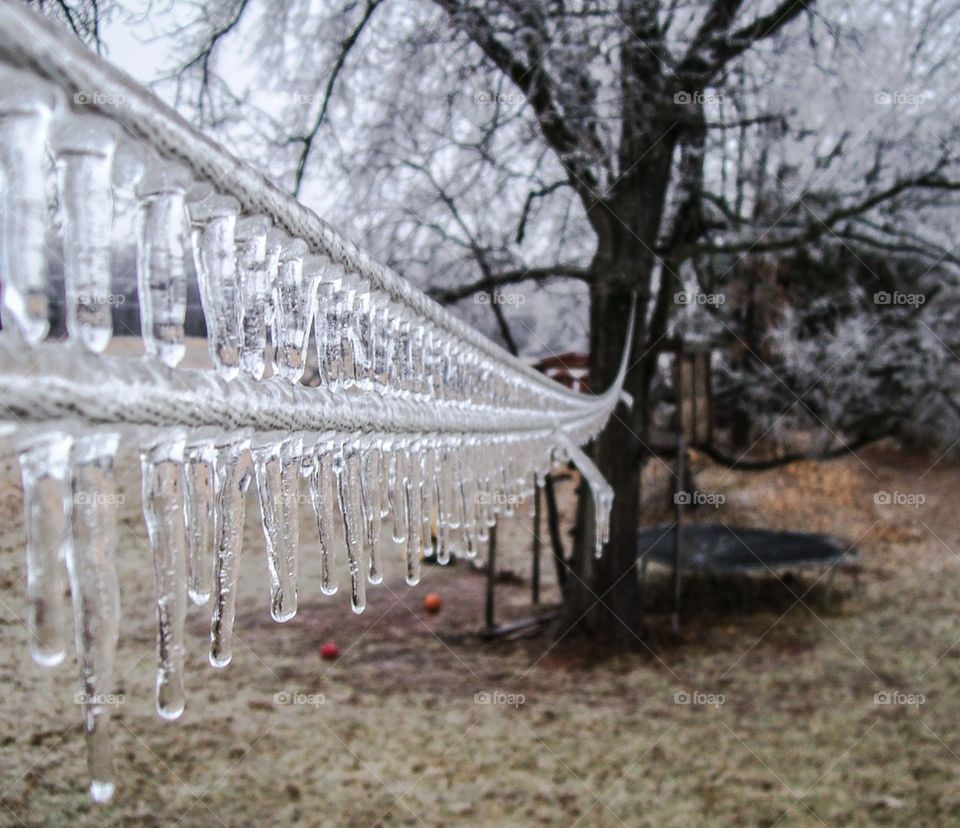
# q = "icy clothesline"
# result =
<box><xmin>0</xmin><ymin>1</ymin><xmax>585</xmax><ymax>408</ymax></box>
<box><xmin>0</xmin><ymin>0</ymin><xmax>632</xmax><ymax>806</ymax></box>
<box><xmin>0</xmin><ymin>337</ymin><xmax>622</xmax><ymax>438</ymax></box>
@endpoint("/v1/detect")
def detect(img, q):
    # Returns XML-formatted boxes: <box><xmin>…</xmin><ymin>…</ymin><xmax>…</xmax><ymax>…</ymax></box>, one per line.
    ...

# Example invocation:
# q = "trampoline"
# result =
<box><xmin>637</xmin><ymin>523</ymin><xmax>860</xmax><ymax>625</ymax></box>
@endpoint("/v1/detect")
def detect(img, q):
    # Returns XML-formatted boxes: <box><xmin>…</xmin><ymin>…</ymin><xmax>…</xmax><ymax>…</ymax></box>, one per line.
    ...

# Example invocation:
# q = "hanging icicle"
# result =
<box><xmin>17</xmin><ymin>429</ymin><xmax>73</xmax><ymax>667</ymax></box>
<box><xmin>209</xmin><ymin>432</ymin><xmax>252</xmax><ymax>668</ymax></box>
<box><xmin>0</xmin><ymin>67</ymin><xmax>57</xmax><ymax>343</ymax></box>
<box><xmin>140</xmin><ymin>431</ymin><xmax>189</xmax><ymax>720</ymax></box>
<box><xmin>68</xmin><ymin>431</ymin><xmax>122</xmax><ymax>804</ymax></box>
<box><xmin>137</xmin><ymin>161</ymin><xmax>190</xmax><ymax>368</ymax></box>
<box><xmin>190</xmin><ymin>196</ymin><xmax>243</xmax><ymax>379</ymax></box>
<box><xmin>52</xmin><ymin>114</ymin><xmax>118</xmax><ymax>353</ymax></box>
<box><xmin>251</xmin><ymin>433</ymin><xmax>302</xmax><ymax>622</ymax></box>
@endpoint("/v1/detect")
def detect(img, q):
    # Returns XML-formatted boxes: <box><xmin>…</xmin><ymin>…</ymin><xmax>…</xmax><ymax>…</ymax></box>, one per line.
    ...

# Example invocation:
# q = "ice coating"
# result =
<box><xmin>308</xmin><ymin>439</ymin><xmax>339</xmax><ymax>596</ymax></box>
<box><xmin>0</xmin><ymin>68</ymin><xmax>56</xmax><ymax>343</ymax></box>
<box><xmin>67</xmin><ymin>431</ymin><xmax>122</xmax><ymax>804</ymax></box>
<box><xmin>359</xmin><ymin>444</ymin><xmax>383</xmax><ymax>585</ymax></box>
<box><xmin>52</xmin><ymin>114</ymin><xmax>117</xmax><ymax>353</ymax></box>
<box><xmin>209</xmin><ymin>433</ymin><xmax>252</xmax><ymax>668</ymax></box>
<box><xmin>272</xmin><ymin>241</ymin><xmax>317</xmax><ymax>382</ymax></box>
<box><xmin>236</xmin><ymin>215</ymin><xmax>273</xmax><ymax>379</ymax></box>
<box><xmin>555</xmin><ymin>435</ymin><xmax>614</xmax><ymax>558</ymax></box>
<box><xmin>459</xmin><ymin>441</ymin><xmax>479</xmax><ymax>558</ymax></box>
<box><xmin>183</xmin><ymin>436</ymin><xmax>216</xmax><ymax>605</ymax></box>
<box><xmin>140</xmin><ymin>432</ymin><xmax>189</xmax><ymax>720</ymax></box>
<box><xmin>17</xmin><ymin>430</ymin><xmax>73</xmax><ymax>667</ymax></box>
<box><xmin>190</xmin><ymin>196</ymin><xmax>243</xmax><ymax>379</ymax></box>
<box><xmin>432</xmin><ymin>443</ymin><xmax>452</xmax><ymax>565</ymax></box>
<box><xmin>317</xmin><ymin>265</ymin><xmax>359</xmax><ymax>389</ymax></box>
<box><xmin>252</xmin><ymin>433</ymin><xmax>302</xmax><ymax>622</ymax></box>
<box><xmin>402</xmin><ymin>440</ymin><xmax>422</xmax><ymax>586</ymax></box>
<box><xmin>137</xmin><ymin>167</ymin><xmax>189</xmax><ymax>367</ymax></box>
<box><xmin>0</xmin><ymin>9</ymin><xmax>636</xmax><ymax>805</ymax></box>
<box><xmin>417</xmin><ymin>444</ymin><xmax>435</xmax><ymax>559</ymax></box>
<box><xmin>334</xmin><ymin>440</ymin><xmax>367</xmax><ymax>613</ymax></box>
<box><xmin>387</xmin><ymin>445</ymin><xmax>407</xmax><ymax>544</ymax></box>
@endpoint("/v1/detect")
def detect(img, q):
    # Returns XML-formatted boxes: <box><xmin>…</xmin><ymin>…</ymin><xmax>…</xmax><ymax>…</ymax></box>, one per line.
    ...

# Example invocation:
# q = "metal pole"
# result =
<box><xmin>673</xmin><ymin>431</ymin><xmax>685</xmax><ymax>633</ymax></box>
<box><xmin>485</xmin><ymin>522</ymin><xmax>497</xmax><ymax>632</ymax></box>
<box><xmin>672</xmin><ymin>345</ymin><xmax>685</xmax><ymax>634</ymax></box>
<box><xmin>531</xmin><ymin>483</ymin><xmax>542</xmax><ymax>607</ymax></box>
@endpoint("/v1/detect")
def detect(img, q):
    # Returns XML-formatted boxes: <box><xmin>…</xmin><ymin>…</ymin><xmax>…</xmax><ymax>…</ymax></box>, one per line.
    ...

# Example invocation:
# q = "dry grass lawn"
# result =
<box><xmin>0</xmin><ymin>435</ymin><xmax>958</xmax><ymax>827</ymax></box>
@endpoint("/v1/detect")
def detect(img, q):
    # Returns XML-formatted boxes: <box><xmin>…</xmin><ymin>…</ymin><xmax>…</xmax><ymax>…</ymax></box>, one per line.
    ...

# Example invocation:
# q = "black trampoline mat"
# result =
<box><xmin>638</xmin><ymin>524</ymin><xmax>856</xmax><ymax>573</ymax></box>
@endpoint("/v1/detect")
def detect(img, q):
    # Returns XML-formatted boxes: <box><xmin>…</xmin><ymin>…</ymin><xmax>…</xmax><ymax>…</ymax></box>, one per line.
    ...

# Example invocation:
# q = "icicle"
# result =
<box><xmin>140</xmin><ymin>432</ymin><xmax>188</xmax><ymax>720</ymax></box>
<box><xmin>447</xmin><ymin>443</ymin><xmax>466</xmax><ymax>529</ymax></box>
<box><xmin>408</xmin><ymin>325</ymin><xmax>425</xmax><ymax>395</ymax></box>
<box><xmin>432</xmin><ymin>443</ymin><xmax>452</xmax><ymax>564</ymax></box>
<box><xmin>475</xmin><ymin>461</ymin><xmax>496</xmax><ymax>539</ymax></box>
<box><xmin>370</xmin><ymin>297</ymin><xmax>393</xmax><ymax>389</ymax></box>
<box><xmin>334</xmin><ymin>439</ymin><xmax>367</xmax><ymax>613</ymax></box>
<box><xmin>337</xmin><ymin>278</ymin><xmax>360</xmax><ymax>388</ymax></box>
<box><xmin>387</xmin><ymin>445</ymin><xmax>408</xmax><ymax>544</ymax></box>
<box><xmin>17</xmin><ymin>430</ymin><xmax>72</xmax><ymax>667</ymax></box>
<box><xmin>251</xmin><ymin>433</ymin><xmax>302</xmax><ymax>622</ymax></box>
<box><xmin>384</xmin><ymin>308</ymin><xmax>400</xmax><ymax>388</ymax></box>
<box><xmin>349</xmin><ymin>286</ymin><xmax>373</xmax><ymax>390</ymax></box>
<box><xmin>235</xmin><ymin>215</ymin><xmax>273</xmax><ymax>379</ymax></box>
<box><xmin>317</xmin><ymin>270</ymin><xmax>366</xmax><ymax>389</ymax></box>
<box><xmin>359</xmin><ymin>442</ymin><xmax>383</xmax><ymax>585</ymax></box>
<box><xmin>459</xmin><ymin>440</ymin><xmax>480</xmax><ymax>558</ymax></box>
<box><xmin>209</xmin><ymin>433</ymin><xmax>252</xmax><ymax>668</ymax></box>
<box><xmin>67</xmin><ymin>431</ymin><xmax>121</xmax><ymax>804</ymax></box>
<box><xmin>273</xmin><ymin>242</ymin><xmax>322</xmax><ymax>382</ymax></box>
<box><xmin>182</xmin><ymin>435</ymin><xmax>216</xmax><ymax>605</ymax></box>
<box><xmin>315</xmin><ymin>276</ymin><xmax>338</xmax><ymax>387</ymax></box>
<box><xmin>263</xmin><ymin>228</ymin><xmax>285</xmax><ymax>332</ymax></box>
<box><xmin>190</xmin><ymin>196</ymin><xmax>243</xmax><ymax>379</ymax></box>
<box><xmin>378</xmin><ymin>439</ymin><xmax>392</xmax><ymax>521</ymax></box>
<box><xmin>52</xmin><ymin>114</ymin><xmax>117</xmax><ymax>353</ymax></box>
<box><xmin>308</xmin><ymin>438</ymin><xmax>339</xmax><ymax>596</ymax></box>
<box><xmin>418</xmin><ymin>443</ymin><xmax>435</xmax><ymax>559</ymax></box>
<box><xmin>403</xmin><ymin>440</ymin><xmax>422</xmax><ymax>585</ymax></box>
<box><xmin>136</xmin><ymin>163</ymin><xmax>190</xmax><ymax>367</ymax></box>
<box><xmin>554</xmin><ymin>435</ymin><xmax>615</xmax><ymax>559</ymax></box>
<box><xmin>0</xmin><ymin>68</ymin><xmax>57</xmax><ymax>343</ymax></box>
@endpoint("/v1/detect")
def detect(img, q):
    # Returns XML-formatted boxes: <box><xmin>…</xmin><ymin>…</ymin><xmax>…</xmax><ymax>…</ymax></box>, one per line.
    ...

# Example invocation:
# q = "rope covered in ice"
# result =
<box><xmin>0</xmin><ymin>336</ymin><xmax>622</xmax><ymax>439</ymax></box>
<box><xmin>0</xmin><ymin>1</ymin><xmax>591</xmax><ymax>411</ymax></box>
<box><xmin>0</xmin><ymin>2</ymin><xmax>635</xmax><ymax>806</ymax></box>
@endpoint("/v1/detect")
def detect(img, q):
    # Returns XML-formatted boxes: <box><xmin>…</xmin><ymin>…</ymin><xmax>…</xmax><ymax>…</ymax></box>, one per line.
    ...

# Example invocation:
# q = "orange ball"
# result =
<box><xmin>423</xmin><ymin>593</ymin><xmax>442</xmax><ymax>614</ymax></box>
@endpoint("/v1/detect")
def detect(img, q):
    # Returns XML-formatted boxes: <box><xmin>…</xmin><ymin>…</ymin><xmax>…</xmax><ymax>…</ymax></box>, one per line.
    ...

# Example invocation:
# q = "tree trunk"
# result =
<box><xmin>554</xmin><ymin>158</ymin><xmax>675</xmax><ymax>643</ymax></box>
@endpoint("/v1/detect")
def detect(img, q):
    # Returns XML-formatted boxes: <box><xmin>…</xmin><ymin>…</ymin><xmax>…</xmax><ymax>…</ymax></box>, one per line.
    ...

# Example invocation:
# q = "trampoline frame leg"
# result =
<box><xmin>638</xmin><ymin>556</ymin><xmax>649</xmax><ymax>610</ymax></box>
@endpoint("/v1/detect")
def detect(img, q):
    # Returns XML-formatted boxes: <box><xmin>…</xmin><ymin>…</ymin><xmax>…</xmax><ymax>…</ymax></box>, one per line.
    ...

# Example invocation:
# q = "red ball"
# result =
<box><xmin>319</xmin><ymin>641</ymin><xmax>340</xmax><ymax>660</ymax></box>
<box><xmin>423</xmin><ymin>593</ymin><xmax>442</xmax><ymax>614</ymax></box>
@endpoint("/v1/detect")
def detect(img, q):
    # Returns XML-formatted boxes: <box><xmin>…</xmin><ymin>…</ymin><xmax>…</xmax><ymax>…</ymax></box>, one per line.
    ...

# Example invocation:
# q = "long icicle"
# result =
<box><xmin>183</xmin><ymin>435</ymin><xmax>216</xmax><ymax>605</ymax></box>
<box><xmin>0</xmin><ymin>68</ymin><xmax>56</xmax><ymax>343</ymax></box>
<box><xmin>209</xmin><ymin>433</ymin><xmax>252</xmax><ymax>668</ymax></box>
<box><xmin>67</xmin><ymin>431</ymin><xmax>122</xmax><ymax>804</ymax></box>
<box><xmin>17</xmin><ymin>429</ymin><xmax>73</xmax><ymax>667</ymax></box>
<box><xmin>335</xmin><ymin>439</ymin><xmax>367</xmax><ymax>613</ymax></box>
<box><xmin>140</xmin><ymin>431</ymin><xmax>189</xmax><ymax>720</ymax></box>
<box><xmin>403</xmin><ymin>439</ymin><xmax>422</xmax><ymax>586</ymax></box>
<box><xmin>308</xmin><ymin>438</ymin><xmax>339</xmax><ymax>597</ymax></box>
<box><xmin>359</xmin><ymin>442</ymin><xmax>383</xmax><ymax>585</ymax></box>
<box><xmin>52</xmin><ymin>114</ymin><xmax>117</xmax><ymax>353</ymax></box>
<box><xmin>251</xmin><ymin>433</ymin><xmax>302</xmax><ymax>622</ymax></box>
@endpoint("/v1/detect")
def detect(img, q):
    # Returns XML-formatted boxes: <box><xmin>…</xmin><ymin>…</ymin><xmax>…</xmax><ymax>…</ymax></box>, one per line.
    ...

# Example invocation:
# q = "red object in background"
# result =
<box><xmin>533</xmin><ymin>352</ymin><xmax>590</xmax><ymax>393</ymax></box>
<box><xmin>423</xmin><ymin>593</ymin><xmax>442</xmax><ymax>614</ymax></box>
<box><xmin>319</xmin><ymin>641</ymin><xmax>340</xmax><ymax>660</ymax></box>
